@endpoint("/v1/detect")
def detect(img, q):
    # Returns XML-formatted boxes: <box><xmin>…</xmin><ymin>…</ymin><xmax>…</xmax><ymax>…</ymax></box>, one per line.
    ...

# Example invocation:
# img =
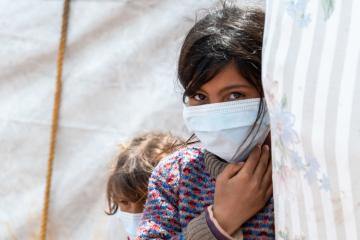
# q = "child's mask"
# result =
<box><xmin>117</xmin><ymin>211</ymin><xmax>143</xmax><ymax>239</ymax></box>
<box><xmin>183</xmin><ymin>98</ymin><xmax>270</xmax><ymax>163</ymax></box>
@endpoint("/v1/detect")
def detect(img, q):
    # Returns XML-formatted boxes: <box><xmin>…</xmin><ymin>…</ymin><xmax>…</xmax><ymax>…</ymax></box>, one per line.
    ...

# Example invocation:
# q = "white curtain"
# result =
<box><xmin>263</xmin><ymin>0</ymin><xmax>360</xmax><ymax>239</ymax></box>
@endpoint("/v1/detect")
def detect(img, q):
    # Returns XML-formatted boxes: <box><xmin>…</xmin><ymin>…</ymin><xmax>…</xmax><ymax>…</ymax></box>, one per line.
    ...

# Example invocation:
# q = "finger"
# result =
<box><xmin>261</xmin><ymin>158</ymin><xmax>273</xmax><ymax>189</ymax></box>
<box><xmin>237</xmin><ymin>162</ymin><xmax>245</xmax><ymax>168</ymax></box>
<box><xmin>218</xmin><ymin>163</ymin><xmax>243</xmax><ymax>180</ymax></box>
<box><xmin>253</xmin><ymin>145</ymin><xmax>270</xmax><ymax>181</ymax></box>
<box><xmin>265</xmin><ymin>183</ymin><xmax>273</xmax><ymax>200</ymax></box>
<box><xmin>241</xmin><ymin>145</ymin><xmax>261</xmax><ymax>175</ymax></box>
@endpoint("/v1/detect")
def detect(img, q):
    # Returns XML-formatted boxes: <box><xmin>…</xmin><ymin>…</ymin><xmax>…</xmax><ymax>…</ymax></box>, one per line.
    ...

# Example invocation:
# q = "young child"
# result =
<box><xmin>137</xmin><ymin>3</ymin><xmax>274</xmax><ymax>240</ymax></box>
<box><xmin>106</xmin><ymin>133</ymin><xmax>184</xmax><ymax>240</ymax></box>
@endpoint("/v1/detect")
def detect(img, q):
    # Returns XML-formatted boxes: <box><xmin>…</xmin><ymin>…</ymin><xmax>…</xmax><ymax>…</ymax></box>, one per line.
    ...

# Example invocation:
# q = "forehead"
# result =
<box><xmin>112</xmin><ymin>183</ymin><xmax>145</xmax><ymax>203</ymax></box>
<box><xmin>113</xmin><ymin>188</ymin><xmax>131</xmax><ymax>201</ymax></box>
<box><xmin>199</xmin><ymin>61</ymin><xmax>251</xmax><ymax>92</ymax></box>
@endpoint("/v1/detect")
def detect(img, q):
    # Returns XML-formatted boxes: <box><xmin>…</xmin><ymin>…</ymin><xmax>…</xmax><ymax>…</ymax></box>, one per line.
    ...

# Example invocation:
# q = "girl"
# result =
<box><xmin>137</xmin><ymin>3</ymin><xmax>274</xmax><ymax>240</ymax></box>
<box><xmin>106</xmin><ymin>133</ymin><xmax>184</xmax><ymax>240</ymax></box>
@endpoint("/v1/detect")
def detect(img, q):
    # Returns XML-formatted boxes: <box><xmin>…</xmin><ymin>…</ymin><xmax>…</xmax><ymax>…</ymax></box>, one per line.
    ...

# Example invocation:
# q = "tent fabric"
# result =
<box><xmin>0</xmin><ymin>0</ymin><xmax>265</xmax><ymax>239</ymax></box>
<box><xmin>0</xmin><ymin>1</ymin><xmax>220</xmax><ymax>239</ymax></box>
<box><xmin>263</xmin><ymin>0</ymin><xmax>360</xmax><ymax>239</ymax></box>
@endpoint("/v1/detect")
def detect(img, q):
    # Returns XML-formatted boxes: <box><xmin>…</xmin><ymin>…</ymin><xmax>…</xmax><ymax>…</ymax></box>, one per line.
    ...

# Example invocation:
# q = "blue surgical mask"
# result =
<box><xmin>117</xmin><ymin>211</ymin><xmax>143</xmax><ymax>239</ymax></box>
<box><xmin>183</xmin><ymin>98</ymin><xmax>270</xmax><ymax>163</ymax></box>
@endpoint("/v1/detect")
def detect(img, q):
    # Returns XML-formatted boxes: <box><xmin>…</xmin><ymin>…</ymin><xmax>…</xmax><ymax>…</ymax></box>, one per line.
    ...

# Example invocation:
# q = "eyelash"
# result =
<box><xmin>228</xmin><ymin>92</ymin><xmax>244</xmax><ymax>100</ymax></box>
<box><xmin>191</xmin><ymin>92</ymin><xmax>244</xmax><ymax>102</ymax></box>
<box><xmin>192</xmin><ymin>93</ymin><xmax>207</xmax><ymax>101</ymax></box>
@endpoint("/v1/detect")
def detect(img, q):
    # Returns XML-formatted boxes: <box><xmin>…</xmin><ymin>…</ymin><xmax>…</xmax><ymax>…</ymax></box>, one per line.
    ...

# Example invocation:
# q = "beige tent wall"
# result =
<box><xmin>0</xmin><ymin>1</ymin><xmax>224</xmax><ymax>239</ymax></box>
<box><xmin>1</xmin><ymin>0</ymin><xmax>267</xmax><ymax>239</ymax></box>
<box><xmin>8</xmin><ymin>0</ymin><xmax>356</xmax><ymax>239</ymax></box>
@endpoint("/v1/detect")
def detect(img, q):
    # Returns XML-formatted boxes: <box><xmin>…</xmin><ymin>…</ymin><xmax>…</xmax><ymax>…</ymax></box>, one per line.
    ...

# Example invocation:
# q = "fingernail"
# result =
<box><xmin>264</xmin><ymin>145</ymin><xmax>269</xmax><ymax>151</ymax></box>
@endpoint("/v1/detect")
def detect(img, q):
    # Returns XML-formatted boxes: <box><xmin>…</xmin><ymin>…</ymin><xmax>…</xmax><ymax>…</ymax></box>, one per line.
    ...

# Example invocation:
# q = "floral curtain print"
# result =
<box><xmin>263</xmin><ymin>0</ymin><xmax>360</xmax><ymax>239</ymax></box>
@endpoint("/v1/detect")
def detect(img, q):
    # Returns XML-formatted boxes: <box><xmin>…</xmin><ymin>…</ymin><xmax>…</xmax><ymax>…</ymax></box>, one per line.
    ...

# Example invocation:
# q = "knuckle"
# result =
<box><xmin>253</xmin><ymin>180</ymin><xmax>261</xmax><ymax>189</ymax></box>
<box><xmin>228</xmin><ymin>163</ymin><xmax>237</xmax><ymax>169</ymax></box>
<box><xmin>224</xmin><ymin>165</ymin><xmax>236</xmax><ymax>174</ymax></box>
<box><xmin>241</xmin><ymin>172</ymin><xmax>252</xmax><ymax>181</ymax></box>
<box><xmin>259</xmin><ymin>160</ymin><xmax>267</xmax><ymax>169</ymax></box>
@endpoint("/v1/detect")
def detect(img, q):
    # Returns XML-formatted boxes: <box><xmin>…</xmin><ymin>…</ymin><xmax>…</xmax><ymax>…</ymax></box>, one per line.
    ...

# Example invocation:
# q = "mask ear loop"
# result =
<box><xmin>230</xmin><ymin>99</ymin><xmax>267</xmax><ymax>162</ymax></box>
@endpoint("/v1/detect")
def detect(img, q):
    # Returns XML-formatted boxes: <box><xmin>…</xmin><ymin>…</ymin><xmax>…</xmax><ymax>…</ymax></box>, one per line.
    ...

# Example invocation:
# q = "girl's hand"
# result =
<box><xmin>212</xmin><ymin>145</ymin><xmax>272</xmax><ymax>235</ymax></box>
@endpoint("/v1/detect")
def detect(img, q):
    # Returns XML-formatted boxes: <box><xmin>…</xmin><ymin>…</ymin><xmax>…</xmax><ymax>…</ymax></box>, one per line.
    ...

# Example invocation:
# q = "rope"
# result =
<box><xmin>40</xmin><ymin>0</ymin><xmax>70</xmax><ymax>239</ymax></box>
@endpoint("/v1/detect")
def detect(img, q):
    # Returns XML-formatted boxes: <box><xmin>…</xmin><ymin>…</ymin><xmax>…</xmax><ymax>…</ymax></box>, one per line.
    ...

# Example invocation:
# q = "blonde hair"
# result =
<box><xmin>106</xmin><ymin>133</ymin><xmax>184</xmax><ymax>215</ymax></box>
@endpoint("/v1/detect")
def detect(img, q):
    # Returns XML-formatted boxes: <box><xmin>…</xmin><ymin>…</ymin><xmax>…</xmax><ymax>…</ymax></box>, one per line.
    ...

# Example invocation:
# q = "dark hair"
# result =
<box><xmin>106</xmin><ymin>133</ymin><xmax>184</xmax><ymax>215</ymax></box>
<box><xmin>178</xmin><ymin>3</ymin><xmax>266</xmax><ymax>150</ymax></box>
<box><xmin>178</xmin><ymin>3</ymin><xmax>264</xmax><ymax>98</ymax></box>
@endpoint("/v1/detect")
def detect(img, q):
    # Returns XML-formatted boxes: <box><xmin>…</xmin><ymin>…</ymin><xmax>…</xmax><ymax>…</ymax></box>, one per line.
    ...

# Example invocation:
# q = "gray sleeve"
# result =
<box><xmin>184</xmin><ymin>209</ymin><xmax>231</xmax><ymax>240</ymax></box>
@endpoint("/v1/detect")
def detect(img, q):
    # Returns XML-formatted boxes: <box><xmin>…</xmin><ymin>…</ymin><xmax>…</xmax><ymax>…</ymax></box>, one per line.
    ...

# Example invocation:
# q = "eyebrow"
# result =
<box><xmin>218</xmin><ymin>84</ymin><xmax>251</xmax><ymax>94</ymax></box>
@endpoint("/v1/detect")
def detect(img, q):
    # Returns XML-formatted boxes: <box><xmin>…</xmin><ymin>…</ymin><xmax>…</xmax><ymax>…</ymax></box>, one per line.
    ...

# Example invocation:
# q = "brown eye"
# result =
<box><xmin>193</xmin><ymin>93</ymin><xmax>206</xmax><ymax>101</ymax></box>
<box><xmin>228</xmin><ymin>92</ymin><xmax>244</xmax><ymax>101</ymax></box>
<box><xmin>119</xmin><ymin>200</ymin><xmax>129</xmax><ymax>206</ymax></box>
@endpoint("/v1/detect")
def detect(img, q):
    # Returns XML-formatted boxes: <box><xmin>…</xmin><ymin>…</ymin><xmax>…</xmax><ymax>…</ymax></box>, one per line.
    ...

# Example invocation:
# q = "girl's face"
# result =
<box><xmin>188</xmin><ymin>61</ymin><xmax>260</xmax><ymax>106</ymax></box>
<box><xmin>117</xmin><ymin>193</ymin><xmax>144</xmax><ymax>213</ymax></box>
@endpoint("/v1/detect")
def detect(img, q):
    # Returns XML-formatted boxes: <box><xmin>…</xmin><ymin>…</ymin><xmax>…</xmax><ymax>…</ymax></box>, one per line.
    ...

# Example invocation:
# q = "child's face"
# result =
<box><xmin>117</xmin><ymin>194</ymin><xmax>144</xmax><ymax>213</ymax></box>
<box><xmin>188</xmin><ymin>61</ymin><xmax>260</xmax><ymax>106</ymax></box>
